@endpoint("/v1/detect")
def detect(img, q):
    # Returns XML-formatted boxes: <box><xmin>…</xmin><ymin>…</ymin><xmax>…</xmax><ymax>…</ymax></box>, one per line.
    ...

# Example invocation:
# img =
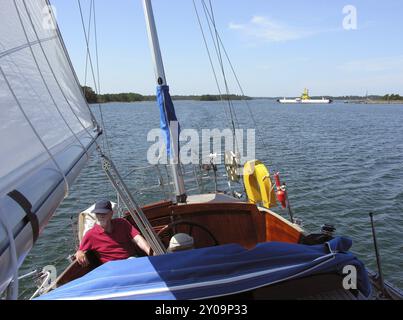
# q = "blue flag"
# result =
<box><xmin>156</xmin><ymin>85</ymin><xmax>179</xmax><ymax>158</ymax></box>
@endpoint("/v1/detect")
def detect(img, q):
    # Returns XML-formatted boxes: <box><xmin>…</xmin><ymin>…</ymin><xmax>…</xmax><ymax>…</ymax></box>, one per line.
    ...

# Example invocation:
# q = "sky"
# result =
<box><xmin>50</xmin><ymin>0</ymin><xmax>403</xmax><ymax>97</ymax></box>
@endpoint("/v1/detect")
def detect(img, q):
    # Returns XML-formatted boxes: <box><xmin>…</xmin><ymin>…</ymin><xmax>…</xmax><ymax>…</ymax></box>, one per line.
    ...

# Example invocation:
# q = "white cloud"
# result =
<box><xmin>228</xmin><ymin>16</ymin><xmax>322</xmax><ymax>42</ymax></box>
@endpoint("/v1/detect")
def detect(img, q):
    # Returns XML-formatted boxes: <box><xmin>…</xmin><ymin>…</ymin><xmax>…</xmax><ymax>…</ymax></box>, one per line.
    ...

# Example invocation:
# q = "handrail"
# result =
<box><xmin>110</xmin><ymin>161</ymin><xmax>245</xmax><ymax>212</ymax></box>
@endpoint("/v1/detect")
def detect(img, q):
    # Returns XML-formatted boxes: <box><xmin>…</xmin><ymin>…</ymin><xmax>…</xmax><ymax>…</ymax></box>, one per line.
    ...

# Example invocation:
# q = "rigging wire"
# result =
<box><xmin>205</xmin><ymin>18</ymin><xmax>274</xmax><ymax>166</ymax></box>
<box><xmin>221</xmin><ymin>44</ymin><xmax>275</xmax><ymax>167</ymax></box>
<box><xmin>204</xmin><ymin>0</ymin><xmax>241</xmax><ymax>131</ymax></box>
<box><xmin>77</xmin><ymin>0</ymin><xmax>112</xmax><ymax>158</ymax></box>
<box><xmin>202</xmin><ymin>0</ymin><xmax>241</xmax><ymax>133</ymax></box>
<box><xmin>191</xmin><ymin>0</ymin><xmax>232</xmax><ymax>130</ymax></box>
<box><xmin>0</xmin><ymin>1</ymin><xmax>114</xmax><ymax>300</ymax></box>
<box><xmin>79</xmin><ymin>1</ymin><xmax>157</xmax><ymax>215</ymax></box>
<box><xmin>84</xmin><ymin>0</ymin><xmax>94</xmax><ymax>89</ymax></box>
<box><xmin>0</xmin><ymin>1</ymin><xmax>103</xmax><ymax>300</ymax></box>
<box><xmin>46</xmin><ymin>0</ymin><xmax>100</xmax><ymax>130</ymax></box>
<box><xmin>93</xmin><ymin>0</ymin><xmax>102</xmax><ymax>107</ymax></box>
<box><xmin>194</xmin><ymin>1</ymin><xmax>235</xmax><ymax>131</ymax></box>
<box><xmin>195</xmin><ymin>0</ymin><xmax>275</xmax><ymax>168</ymax></box>
<box><xmin>46</xmin><ymin>0</ymin><xmax>109</xmax><ymax>160</ymax></box>
<box><xmin>193</xmin><ymin>0</ymin><xmax>231</xmax><ymax>145</ymax></box>
<box><xmin>82</xmin><ymin>0</ymin><xmax>107</xmax><ymax>155</ymax></box>
<box><xmin>198</xmin><ymin>0</ymin><xmax>241</xmax><ymax>154</ymax></box>
<box><xmin>19</xmin><ymin>0</ymin><xmax>91</xmax><ymax>161</ymax></box>
<box><xmin>93</xmin><ymin>1</ymin><xmax>112</xmax><ymax>159</ymax></box>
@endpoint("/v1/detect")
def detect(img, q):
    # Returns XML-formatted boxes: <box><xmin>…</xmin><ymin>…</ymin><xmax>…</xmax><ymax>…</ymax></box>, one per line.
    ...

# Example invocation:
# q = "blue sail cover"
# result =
<box><xmin>37</xmin><ymin>237</ymin><xmax>371</xmax><ymax>300</ymax></box>
<box><xmin>156</xmin><ymin>85</ymin><xmax>179</xmax><ymax>158</ymax></box>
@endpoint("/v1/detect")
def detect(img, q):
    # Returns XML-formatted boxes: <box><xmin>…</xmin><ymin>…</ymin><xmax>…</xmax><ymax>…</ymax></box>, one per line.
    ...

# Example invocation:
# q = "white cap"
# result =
<box><xmin>168</xmin><ymin>233</ymin><xmax>194</xmax><ymax>252</ymax></box>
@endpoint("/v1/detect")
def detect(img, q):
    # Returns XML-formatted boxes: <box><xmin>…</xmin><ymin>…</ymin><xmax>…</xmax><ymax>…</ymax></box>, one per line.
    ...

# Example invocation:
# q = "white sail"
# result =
<box><xmin>0</xmin><ymin>0</ymin><xmax>100</xmax><ymax>294</ymax></box>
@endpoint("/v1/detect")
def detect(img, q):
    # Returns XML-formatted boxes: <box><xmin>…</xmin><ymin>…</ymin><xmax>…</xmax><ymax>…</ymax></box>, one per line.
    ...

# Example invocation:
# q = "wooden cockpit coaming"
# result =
<box><xmin>52</xmin><ymin>198</ymin><xmax>304</xmax><ymax>290</ymax></box>
<box><xmin>125</xmin><ymin>199</ymin><xmax>303</xmax><ymax>249</ymax></box>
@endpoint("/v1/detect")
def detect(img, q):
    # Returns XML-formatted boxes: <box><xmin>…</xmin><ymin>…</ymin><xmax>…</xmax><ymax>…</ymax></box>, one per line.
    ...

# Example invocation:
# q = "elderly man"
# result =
<box><xmin>75</xmin><ymin>200</ymin><xmax>152</xmax><ymax>267</ymax></box>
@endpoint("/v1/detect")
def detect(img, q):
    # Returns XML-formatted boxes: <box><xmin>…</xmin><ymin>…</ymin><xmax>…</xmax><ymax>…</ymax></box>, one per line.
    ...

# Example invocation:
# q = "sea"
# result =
<box><xmin>18</xmin><ymin>99</ymin><xmax>403</xmax><ymax>299</ymax></box>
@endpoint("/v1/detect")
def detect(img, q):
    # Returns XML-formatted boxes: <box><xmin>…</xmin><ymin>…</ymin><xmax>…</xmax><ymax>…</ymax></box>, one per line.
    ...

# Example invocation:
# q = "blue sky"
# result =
<box><xmin>50</xmin><ymin>0</ymin><xmax>403</xmax><ymax>97</ymax></box>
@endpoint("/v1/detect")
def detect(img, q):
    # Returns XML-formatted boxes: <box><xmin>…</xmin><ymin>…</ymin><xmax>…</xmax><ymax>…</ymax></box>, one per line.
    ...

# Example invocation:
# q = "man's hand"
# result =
<box><xmin>133</xmin><ymin>235</ymin><xmax>152</xmax><ymax>256</ymax></box>
<box><xmin>75</xmin><ymin>250</ymin><xmax>89</xmax><ymax>267</ymax></box>
<box><xmin>148</xmin><ymin>247</ymin><xmax>154</xmax><ymax>256</ymax></box>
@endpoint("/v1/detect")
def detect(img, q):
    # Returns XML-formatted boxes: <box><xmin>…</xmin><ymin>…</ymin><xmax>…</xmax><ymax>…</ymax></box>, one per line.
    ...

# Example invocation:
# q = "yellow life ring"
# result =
<box><xmin>243</xmin><ymin>160</ymin><xmax>277</xmax><ymax>209</ymax></box>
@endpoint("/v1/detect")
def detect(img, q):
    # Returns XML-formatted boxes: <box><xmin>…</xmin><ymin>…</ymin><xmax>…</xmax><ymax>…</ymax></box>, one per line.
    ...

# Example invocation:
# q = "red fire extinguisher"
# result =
<box><xmin>274</xmin><ymin>172</ymin><xmax>287</xmax><ymax>209</ymax></box>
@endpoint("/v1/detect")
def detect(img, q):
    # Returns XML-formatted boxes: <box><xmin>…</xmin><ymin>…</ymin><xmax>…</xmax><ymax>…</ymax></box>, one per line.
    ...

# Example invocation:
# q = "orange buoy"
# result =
<box><xmin>274</xmin><ymin>172</ymin><xmax>287</xmax><ymax>208</ymax></box>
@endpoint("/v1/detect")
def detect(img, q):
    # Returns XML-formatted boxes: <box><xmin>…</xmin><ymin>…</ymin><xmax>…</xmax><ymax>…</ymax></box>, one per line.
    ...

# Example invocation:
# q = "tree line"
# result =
<box><xmin>327</xmin><ymin>94</ymin><xmax>403</xmax><ymax>101</ymax></box>
<box><xmin>383</xmin><ymin>94</ymin><xmax>402</xmax><ymax>101</ymax></box>
<box><xmin>81</xmin><ymin>86</ymin><xmax>251</xmax><ymax>103</ymax></box>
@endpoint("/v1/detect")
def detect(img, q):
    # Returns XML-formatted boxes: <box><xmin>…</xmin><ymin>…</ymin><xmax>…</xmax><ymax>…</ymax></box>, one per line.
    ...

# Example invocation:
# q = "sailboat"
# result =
<box><xmin>1</xmin><ymin>0</ymin><xmax>402</xmax><ymax>300</ymax></box>
<box><xmin>277</xmin><ymin>88</ymin><xmax>333</xmax><ymax>104</ymax></box>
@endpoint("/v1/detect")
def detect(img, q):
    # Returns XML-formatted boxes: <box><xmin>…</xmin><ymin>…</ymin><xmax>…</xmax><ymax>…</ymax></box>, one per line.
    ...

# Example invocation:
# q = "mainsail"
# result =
<box><xmin>0</xmin><ymin>0</ymin><xmax>101</xmax><ymax>295</ymax></box>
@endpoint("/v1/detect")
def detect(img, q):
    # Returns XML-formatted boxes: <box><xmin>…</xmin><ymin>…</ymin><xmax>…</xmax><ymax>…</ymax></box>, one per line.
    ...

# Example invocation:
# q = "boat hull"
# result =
<box><xmin>39</xmin><ymin>197</ymin><xmax>384</xmax><ymax>300</ymax></box>
<box><xmin>277</xmin><ymin>98</ymin><xmax>333</xmax><ymax>104</ymax></box>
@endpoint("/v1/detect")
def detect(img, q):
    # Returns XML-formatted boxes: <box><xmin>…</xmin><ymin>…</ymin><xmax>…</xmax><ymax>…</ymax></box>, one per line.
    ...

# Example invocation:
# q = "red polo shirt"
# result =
<box><xmin>79</xmin><ymin>218</ymin><xmax>140</xmax><ymax>263</ymax></box>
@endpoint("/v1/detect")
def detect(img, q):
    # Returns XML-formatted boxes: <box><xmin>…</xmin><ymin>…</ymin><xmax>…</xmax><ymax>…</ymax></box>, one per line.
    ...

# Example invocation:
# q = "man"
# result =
<box><xmin>75</xmin><ymin>200</ymin><xmax>152</xmax><ymax>267</ymax></box>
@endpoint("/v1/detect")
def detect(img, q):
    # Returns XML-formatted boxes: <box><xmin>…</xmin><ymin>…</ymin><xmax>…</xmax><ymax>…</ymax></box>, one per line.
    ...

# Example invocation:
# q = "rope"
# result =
<box><xmin>29</xmin><ymin>271</ymin><xmax>51</xmax><ymax>300</ymax></box>
<box><xmin>17</xmin><ymin>250</ymin><xmax>70</xmax><ymax>299</ymax></box>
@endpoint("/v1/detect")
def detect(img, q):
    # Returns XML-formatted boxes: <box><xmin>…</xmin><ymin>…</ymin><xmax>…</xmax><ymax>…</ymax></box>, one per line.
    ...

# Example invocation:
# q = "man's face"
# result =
<box><xmin>95</xmin><ymin>211</ymin><xmax>113</xmax><ymax>229</ymax></box>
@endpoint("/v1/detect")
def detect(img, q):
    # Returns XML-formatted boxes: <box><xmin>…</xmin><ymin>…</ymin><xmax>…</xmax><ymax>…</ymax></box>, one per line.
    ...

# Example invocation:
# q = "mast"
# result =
<box><xmin>142</xmin><ymin>0</ymin><xmax>187</xmax><ymax>203</ymax></box>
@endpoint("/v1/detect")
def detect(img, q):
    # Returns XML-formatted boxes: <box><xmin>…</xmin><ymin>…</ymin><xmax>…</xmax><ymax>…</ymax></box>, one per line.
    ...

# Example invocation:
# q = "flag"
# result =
<box><xmin>156</xmin><ymin>85</ymin><xmax>180</xmax><ymax>159</ymax></box>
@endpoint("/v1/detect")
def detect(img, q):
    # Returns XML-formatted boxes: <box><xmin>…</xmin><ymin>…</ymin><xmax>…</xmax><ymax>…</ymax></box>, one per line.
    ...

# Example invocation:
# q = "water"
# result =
<box><xmin>18</xmin><ymin>100</ymin><xmax>403</xmax><ymax>298</ymax></box>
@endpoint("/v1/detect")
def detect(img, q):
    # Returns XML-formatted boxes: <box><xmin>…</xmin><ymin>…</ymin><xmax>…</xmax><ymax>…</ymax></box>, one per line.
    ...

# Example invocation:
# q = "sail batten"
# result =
<box><xmin>0</xmin><ymin>0</ymin><xmax>101</xmax><ymax>294</ymax></box>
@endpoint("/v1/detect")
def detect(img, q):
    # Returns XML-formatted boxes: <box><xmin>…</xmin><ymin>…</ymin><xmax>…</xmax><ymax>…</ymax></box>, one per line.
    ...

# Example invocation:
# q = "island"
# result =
<box><xmin>82</xmin><ymin>86</ymin><xmax>403</xmax><ymax>104</ymax></box>
<box><xmin>82</xmin><ymin>86</ymin><xmax>251</xmax><ymax>103</ymax></box>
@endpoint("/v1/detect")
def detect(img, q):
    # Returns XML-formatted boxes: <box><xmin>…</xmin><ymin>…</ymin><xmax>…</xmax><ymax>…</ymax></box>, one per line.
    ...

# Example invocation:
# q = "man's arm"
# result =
<box><xmin>75</xmin><ymin>250</ymin><xmax>90</xmax><ymax>267</ymax></box>
<box><xmin>76</xmin><ymin>231</ymin><xmax>92</xmax><ymax>267</ymax></box>
<box><xmin>132</xmin><ymin>234</ymin><xmax>153</xmax><ymax>256</ymax></box>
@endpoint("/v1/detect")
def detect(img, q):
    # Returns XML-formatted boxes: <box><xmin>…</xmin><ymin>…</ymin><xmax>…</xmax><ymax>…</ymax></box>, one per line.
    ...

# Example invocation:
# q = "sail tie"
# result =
<box><xmin>7</xmin><ymin>190</ymin><xmax>40</xmax><ymax>244</ymax></box>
